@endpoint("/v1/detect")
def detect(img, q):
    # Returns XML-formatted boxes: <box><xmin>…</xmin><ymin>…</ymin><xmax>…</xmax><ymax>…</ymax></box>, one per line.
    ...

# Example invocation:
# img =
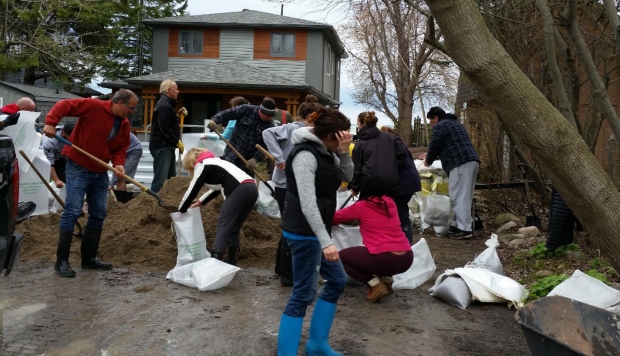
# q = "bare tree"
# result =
<box><xmin>422</xmin><ymin>0</ymin><xmax>620</xmax><ymax>271</ymax></box>
<box><xmin>339</xmin><ymin>0</ymin><xmax>457</xmax><ymax>145</ymax></box>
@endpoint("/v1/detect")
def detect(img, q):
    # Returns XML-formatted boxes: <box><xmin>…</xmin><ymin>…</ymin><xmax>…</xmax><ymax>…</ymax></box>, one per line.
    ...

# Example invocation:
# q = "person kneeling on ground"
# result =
<box><xmin>177</xmin><ymin>148</ymin><xmax>258</xmax><ymax>266</ymax></box>
<box><xmin>333</xmin><ymin>175</ymin><xmax>414</xmax><ymax>303</ymax></box>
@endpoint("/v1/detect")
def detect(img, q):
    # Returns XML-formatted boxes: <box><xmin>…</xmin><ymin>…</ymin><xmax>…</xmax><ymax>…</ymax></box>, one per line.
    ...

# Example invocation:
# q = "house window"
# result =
<box><xmin>327</xmin><ymin>43</ymin><xmax>333</xmax><ymax>76</ymax></box>
<box><xmin>179</xmin><ymin>31</ymin><xmax>203</xmax><ymax>54</ymax></box>
<box><xmin>336</xmin><ymin>58</ymin><xmax>340</xmax><ymax>81</ymax></box>
<box><xmin>271</xmin><ymin>33</ymin><xmax>295</xmax><ymax>57</ymax></box>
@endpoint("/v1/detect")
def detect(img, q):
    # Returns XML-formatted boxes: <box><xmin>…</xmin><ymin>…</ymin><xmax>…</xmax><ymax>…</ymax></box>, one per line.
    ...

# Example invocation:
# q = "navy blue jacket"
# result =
<box><xmin>425</xmin><ymin>113</ymin><xmax>479</xmax><ymax>174</ymax></box>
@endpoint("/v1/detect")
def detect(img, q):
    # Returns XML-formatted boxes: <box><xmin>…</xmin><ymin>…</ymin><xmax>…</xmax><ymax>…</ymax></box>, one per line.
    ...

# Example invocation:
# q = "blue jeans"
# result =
<box><xmin>150</xmin><ymin>147</ymin><xmax>176</xmax><ymax>193</ymax></box>
<box><xmin>60</xmin><ymin>160</ymin><xmax>108</xmax><ymax>231</ymax></box>
<box><xmin>110</xmin><ymin>148</ymin><xmax>143</xmax><ymax>186</ymax></box>
<box><xmin>284</xmin><ymin>238</ymin><xmax>347</xmax><ymax>318</ymax></box>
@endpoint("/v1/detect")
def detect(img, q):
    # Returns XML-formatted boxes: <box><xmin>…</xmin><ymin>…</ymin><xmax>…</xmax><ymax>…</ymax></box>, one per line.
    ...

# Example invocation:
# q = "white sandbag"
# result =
<box><xmin>468</xmin><ymin>234</ymin><xmax>503</xmax><ymax>275</ymax></box>
<box><xmin>336</xmin><ymin>190</ymin><xmax>355</xmax><ymax>210</ymax></box>
<box><xmin>165</xmin><ymin>262</ymin><xmax>198</xmax><ymax>288</ymax></box>
<box><xmin>170</xmin><ymin>207</ymin><xmax>210</xmax><ymax>267</ymax></box>
<box><xmin>192</xmin><ymin>258</ymin><xmax>241</xmax><ymax>291</ymax></box>
<box><xmin>548</xmin><ymin>269</ymin><xmax>620</xmax><ymax>309</ymax></box>
<box><xmin>429</xmin><ymin>274</ymin><xmax>473</xmax><ymax>309</ymax></box>
<box><xmin>256</xmin><ymin>181</ymin><xmax>281</xmax><ymax>219</ymax></box>
<box><xmin>199</xmin><ymin>133</ymin><xmax>226</xmax><ymax>158</ymax></box>
<box><xmin>331</xmin><ymin>224</ymin><xmax>363</xmax><ymax>251</ymax></box>
<box><xmin>415</xmin><ymin>159</ymin><xmax>443</xmax><ymax>172</ymax></box>
<box><xmin>455</xmin><ymin>267</ymin><xmax>527</xmax><ymax>308</ymax></box>
<box><xmin>393</xmin><ymin>238</ymin><xmax>436</xmax><ymax>290</ymax></box>
<box><xmin>50</xmin><ymin>186</ymin><xmax>66</xmax><ymax>214</ymax></box>
<box><xmin>423</xmin><ymin>194</ymin><xmax>451</xmax><ymax>235</ymax></box>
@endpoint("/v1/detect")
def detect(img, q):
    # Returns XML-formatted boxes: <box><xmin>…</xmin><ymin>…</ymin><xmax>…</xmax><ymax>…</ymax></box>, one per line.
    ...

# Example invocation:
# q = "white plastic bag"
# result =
<box><xmin>49</xmin><ymin>186</ymin><xmax>66</xmax><ymax>214</ymax></box>
<box><xmin>192</xmin><ymin>258</ymin><xmax>241</xmax><ymax>291</ymax></box>
<box><xmin>423</xmin><ymin>194</ymin><xmax>451</xmax><ymax>235</ymax></box>
<box><xmin>165</xmin><ymin>257</ymin><xmax>241</xmax><ymax>291</ymax></box>
<box><xmin>336</xmin><ymin>191</ymin><xmax>354</xmax><ymax>210</ymax></box>
<box><xmin>392</xmin><ymin>238</ymin><xmax>436</xmax><ymax>290</ymax></box>
<box><xmin>170</xmin><ymin>208</ymin><xmax>210</xmax><ymax>267</ymax></box>
<box><xmin>256</xmin><ymin>181</ymin><xmax>281</xmax><ymax>219</ymax></box>
<box><xmin>455</xmin><ymin>267</ymin><xmax>527</xmax><ymax>308</ymax></box>
<box><xmin>548</xmin><ymin>269</ymin><xmax>620</xmax><ymax>309</ymax></box>
<box><xmin>468</xmin><ymin>234</ymin><xmax>503</xmax><ymax>275</ymax></box>
<box><xmin>331</xmin><ymin>224</ymin><xmax>363</xmax><ymax>251</ymax></box>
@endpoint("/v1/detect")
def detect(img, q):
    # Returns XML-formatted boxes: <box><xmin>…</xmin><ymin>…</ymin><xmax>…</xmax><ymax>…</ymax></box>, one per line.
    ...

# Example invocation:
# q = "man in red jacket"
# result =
<box><xmin>42</xmin><ymin>89</ymin><xmax>137</xmax><ymax>277</ymax></box>
<box><xmin>0</xmin><ymin>97</ymin><xmax>36</xmax><ymax>130</ymax></box>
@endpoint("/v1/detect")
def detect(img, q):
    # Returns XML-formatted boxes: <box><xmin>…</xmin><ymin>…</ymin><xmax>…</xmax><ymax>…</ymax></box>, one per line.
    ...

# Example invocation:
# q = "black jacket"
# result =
<box><xmin>351</xmin><ymin>126</ymin><xmax>407</xmax><ymax>194</ymax></box>
<box><xmin>149</xmin><ymin>95</ymin><xmax>180</xmax><ymax>150</ymax></box>
<box><xmin>281</xmin><ymin>141</ymin><xmax>339</xmax><ymax>236</ymax></box>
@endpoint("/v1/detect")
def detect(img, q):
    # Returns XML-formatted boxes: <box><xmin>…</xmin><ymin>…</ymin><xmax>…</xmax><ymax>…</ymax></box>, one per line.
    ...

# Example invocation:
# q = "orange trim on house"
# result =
<box><xmin>253</xmin><ymin>29</ymin><xmax>307</xmax><ymax>61</ymax></box>
<box><xmin>168</xmin><ymin>27</ymin><xmax>220</xmax><ymax>58</ymax></box>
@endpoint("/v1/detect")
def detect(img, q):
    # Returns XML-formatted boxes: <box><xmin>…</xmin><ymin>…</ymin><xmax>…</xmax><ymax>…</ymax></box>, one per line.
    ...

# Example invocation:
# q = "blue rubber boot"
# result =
<box><xmin>305</xmin><ymin>299</ymin><xmax>343</xmax><ymax>356</ymax></box>
<box><xmin>277</xmin><ymin>313</ymin><xmax>303</xmax><ymax>356</ymax></box>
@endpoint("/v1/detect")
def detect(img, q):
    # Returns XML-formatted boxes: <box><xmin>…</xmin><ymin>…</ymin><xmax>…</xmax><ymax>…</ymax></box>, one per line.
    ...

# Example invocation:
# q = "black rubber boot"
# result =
<box><xmin>227</xmin><ymin>246</ymin><xmax>239</xmax><ymax>266</ymax></box>
<box><xmin>81</xmin><ymin>227</ymin><xmax>112</xmax><ymax>270</ymax></box>
<box><xmin>54</xmin><ymin>229</ymin><xmax>76</xmax><ymax>278</ymax></box>
<box><xmin>212</xmin><ymin>252</ymin><xmax>223</xmax><ymax>261</ymax></box>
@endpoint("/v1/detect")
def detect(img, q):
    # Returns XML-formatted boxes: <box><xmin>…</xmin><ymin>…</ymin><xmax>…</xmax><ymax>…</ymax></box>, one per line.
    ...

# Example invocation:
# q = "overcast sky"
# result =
<box><xmin>184</xmin><ymin>0</ymin><xmax>391</xmax><ymax>126</ymax></box>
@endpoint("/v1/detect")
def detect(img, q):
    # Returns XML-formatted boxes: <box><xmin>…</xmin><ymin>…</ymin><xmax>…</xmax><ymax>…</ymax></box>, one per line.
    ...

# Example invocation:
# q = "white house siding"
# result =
<box><xmin>168</xmin><ymin>58</ymin><xmax>307</xmax><ymax>83</ymax></box>
<box><xmin>219</xmin><ymin>29</ymin><xmax>253</xmax><ymax>61</ymax></box>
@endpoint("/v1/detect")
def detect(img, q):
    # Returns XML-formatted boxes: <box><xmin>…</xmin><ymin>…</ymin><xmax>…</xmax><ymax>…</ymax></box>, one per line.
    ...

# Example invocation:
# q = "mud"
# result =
<box><xmin>3</xmin><ymin>178</ymin><xmax>531</xmax><ymax>355</ymax></box>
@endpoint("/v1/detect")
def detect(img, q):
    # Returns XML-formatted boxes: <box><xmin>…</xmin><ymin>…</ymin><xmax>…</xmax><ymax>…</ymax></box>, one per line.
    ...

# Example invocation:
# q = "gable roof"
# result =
<box><xmin>107</xmin><ymin>61</ymin><xmax>339</xmax><ymax>105</ymax></box>
<box><xmin>0</xmin><ymin>81</ymin><xmax>81</xmax><ymax>102</ymax></box>
<box><xmin>143</xmin><ymin>9</ymin><xmax>346</xmax><ymax>57</ymax></box>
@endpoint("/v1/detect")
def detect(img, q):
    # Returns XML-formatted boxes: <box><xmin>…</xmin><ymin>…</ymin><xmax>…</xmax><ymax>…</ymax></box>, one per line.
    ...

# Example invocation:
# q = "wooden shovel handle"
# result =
<box><xmin>19</xmin><ymin>150</ymin><xmax>65</xmax><ymax>208</ymax></box>
<box><xmin>255</xmin><ymin>144</ymin><xmax>275</xmax><ymax>163</ymax></box>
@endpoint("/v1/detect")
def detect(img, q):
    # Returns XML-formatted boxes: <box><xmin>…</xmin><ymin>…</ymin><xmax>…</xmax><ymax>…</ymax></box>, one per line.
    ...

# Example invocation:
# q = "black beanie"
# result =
<box><xmin>259</xmin><ymin>99</ymin><xmax>277</xmax><ymax>116</ymax></box>
<box><xmin>62</xmin><ymin>122</ymin><xmax>76</xmax><ymax>136</ymax></box>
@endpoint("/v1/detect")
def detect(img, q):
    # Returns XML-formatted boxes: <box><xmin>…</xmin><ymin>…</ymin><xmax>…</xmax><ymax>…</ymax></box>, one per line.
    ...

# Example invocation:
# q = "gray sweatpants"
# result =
<box><xmin>212</xmin><ymin>182</ymin><xmax>258</xmax><ymax>253</ymax></box>
<box><xmin>449</xmin><ymin>161</ymin><xmax>479</xmax><ymax>232</ymax></box>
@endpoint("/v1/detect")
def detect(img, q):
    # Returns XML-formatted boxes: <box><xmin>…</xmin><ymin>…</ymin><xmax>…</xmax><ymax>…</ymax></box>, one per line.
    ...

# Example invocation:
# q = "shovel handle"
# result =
<box><xmin>19</xmin><ymin>150</ymin><xmax>65</xmax><ymax>208</ymax></box>
<box><xmin>55</xmin><ymin>134</ymin><xmax>143</xmax><ymax>190</ymax></box>
<box><xmin>212</xmin><ymin>130</ymin><xmax>270</xmax><ymax>184</ymax></box>
<box><xmin>255</xmin><ymin>144</ymin><xmax>275</xmax><ymax>163</ymax></box>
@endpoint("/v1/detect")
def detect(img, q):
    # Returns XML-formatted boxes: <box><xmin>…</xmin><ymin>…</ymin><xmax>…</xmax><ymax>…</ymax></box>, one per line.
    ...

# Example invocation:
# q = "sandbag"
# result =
<box><xmin>331</xmin><ymin>224</ymin><xmax>363</xmax><ymax>251</ymax></box>
<box><xmin>336</xmin><ymin>190</ymin><xmax>355</xmax><ymax>210</ymax></box>
<box><xmin>548</xmin><ymin>269</ymin><xmax>620</xmax><ymax>309</ymax></box>
<box><xmin>256</xmin><ymin>181</ymin><xmax>280</xmax><ymax>219</ymax></box>
<box><xmin>166</xmin><ymin>257</ymin><xmax>241</xmax><ymax>291</ymax></box>
<box><xmin>429</xmin><ymin>275</ymin><xmax>473</xmax><ymax>309</ymax></box>
<box><xmin>170</xmin><ymin>208</ymin><xmax>210</xmax><ymax>267</ymax></box>
<box><xmin>455</xmin><ymin>267</ymin><xmax>527</xmax><ymax>308</ymax></box>
<box><xmin>423</xmin><ymin>194</ymin><xmax>451</xmax><ymax>235</ymax></box>
<box><xmin>392</xmin><ymin>238</ymin><xmax>436</xmax><ymax>290</ymax></box>
<box><xmin>468</xmin><ymin>234</ymin><xmax>503</xmax><ymax>275</ymax></box>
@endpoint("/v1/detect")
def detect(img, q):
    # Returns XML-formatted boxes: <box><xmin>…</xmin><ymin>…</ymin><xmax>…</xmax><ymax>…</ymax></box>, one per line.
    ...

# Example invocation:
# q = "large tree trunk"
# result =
<box><xmin>424</xmin><ymin>0</ymin><xmax>620</xmax><ymax>271</ymax></box>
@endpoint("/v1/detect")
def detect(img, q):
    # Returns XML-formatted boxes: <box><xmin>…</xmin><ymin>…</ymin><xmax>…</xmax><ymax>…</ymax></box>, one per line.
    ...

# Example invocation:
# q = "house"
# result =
<box><xmin>0</xmin><ymin>81</ymin><xmax>82</xmax><ymax>121</ymax></box>
<box><xmin>101</xmin><ymin>9</ymin><xmax>347</xmax><ymax>133</ymax></box>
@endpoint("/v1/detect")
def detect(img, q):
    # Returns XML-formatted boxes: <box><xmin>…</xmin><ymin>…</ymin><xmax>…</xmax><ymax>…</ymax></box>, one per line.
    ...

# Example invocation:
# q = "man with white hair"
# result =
<box><xmin>149</xmin><ymin>79</ymin><xmax>183</xmax><ymax>193</ymax></box>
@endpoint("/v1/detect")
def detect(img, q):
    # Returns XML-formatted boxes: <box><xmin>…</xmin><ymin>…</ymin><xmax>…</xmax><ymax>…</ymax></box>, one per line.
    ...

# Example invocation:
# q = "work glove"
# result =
<box><xmin>2</xmin><ymin>112</ymin><xmax>19</xmax><ymax>127</ymax></box>
<box><xmin>176</xmin><ymin>140</ymin><xmax>185</xmax><ymax>154</ymax></box>
<box><xmin>246</xmin><ymin>158</ymin><xmax>258</xmax><ymax>171</ymax></box>
<box><xmin>207</xmin><ymin>120</ymin><xmax>218</xmax><ymax>132</ymax></box>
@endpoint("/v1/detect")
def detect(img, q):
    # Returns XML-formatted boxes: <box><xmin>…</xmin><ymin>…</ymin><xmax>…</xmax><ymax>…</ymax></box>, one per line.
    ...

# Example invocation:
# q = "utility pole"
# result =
<box><xmin>280</xmin><ymin>4</ymin><xmax>283</xmax><ymax>15</ymax></box>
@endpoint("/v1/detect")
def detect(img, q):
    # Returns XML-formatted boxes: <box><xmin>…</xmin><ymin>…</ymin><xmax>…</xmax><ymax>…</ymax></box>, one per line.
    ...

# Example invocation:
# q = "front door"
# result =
<box><xmin>183</xmin><ymin>94</ymin><xmax>222</xmax><ymax>133</ymax></box>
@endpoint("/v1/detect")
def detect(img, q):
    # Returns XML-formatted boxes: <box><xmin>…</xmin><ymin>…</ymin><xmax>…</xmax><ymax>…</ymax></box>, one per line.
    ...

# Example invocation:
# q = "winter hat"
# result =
<box><xmin>259</xmin><ymin>99</ymin><xmax>277</xmax><ymax>116</ymax></box>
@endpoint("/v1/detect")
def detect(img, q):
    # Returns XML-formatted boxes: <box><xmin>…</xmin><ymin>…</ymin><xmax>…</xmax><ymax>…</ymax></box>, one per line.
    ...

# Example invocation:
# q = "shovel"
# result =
<box><xmin>212</xmin><ymin>130</ymin><xmax>275</xmax><ymax>196</ymax></box>
<box><xmin>518</xmin><ymin>163</ymin><xmax>542</xmax><ymax>229</ymax></box>
<box><xmin>19</xmin><ymin>150</ymin><xmax>83</xmax><ymax>238</ymax></box>
<box><xmin>54</xmin><ymin>134</ymin><xmax>177</xmax><ymax>211</ymax></box>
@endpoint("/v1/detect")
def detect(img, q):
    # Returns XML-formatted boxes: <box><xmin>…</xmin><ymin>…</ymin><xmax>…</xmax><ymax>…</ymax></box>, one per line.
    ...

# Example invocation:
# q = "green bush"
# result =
<box><xmin>528</xmin><ymin>274</ymin><xmax>569</xmax><ymax>301</ymax></box>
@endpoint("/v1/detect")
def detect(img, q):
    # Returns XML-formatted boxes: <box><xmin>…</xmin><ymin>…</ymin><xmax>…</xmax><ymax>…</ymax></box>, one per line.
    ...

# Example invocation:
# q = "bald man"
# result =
<box><xmin>0</xmin><ymin>97</ymin><xmax>36</xmax><ymax>130</ymax></box>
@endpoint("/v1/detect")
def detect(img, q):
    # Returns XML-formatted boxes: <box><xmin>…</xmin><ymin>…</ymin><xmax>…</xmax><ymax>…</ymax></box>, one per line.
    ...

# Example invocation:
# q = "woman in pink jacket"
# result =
<box><xmin>333</xmin><ymin>175</ymin><xmax>413</xmax><ymax>303</ymax></box>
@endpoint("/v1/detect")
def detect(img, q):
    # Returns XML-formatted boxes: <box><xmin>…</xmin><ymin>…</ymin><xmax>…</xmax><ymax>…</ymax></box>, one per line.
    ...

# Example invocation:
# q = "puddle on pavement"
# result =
<box><xmin>2</xmin><ymin>303</ymin><xmax>47</xmax><ymax>326</ymax></box>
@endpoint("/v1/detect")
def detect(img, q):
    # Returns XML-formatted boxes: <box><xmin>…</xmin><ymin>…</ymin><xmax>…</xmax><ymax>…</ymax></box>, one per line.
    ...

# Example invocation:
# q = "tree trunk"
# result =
<box><xmin>424</xmin><ymin>0</ymin><xmax>620</xmax><ymax>271</ymax></box>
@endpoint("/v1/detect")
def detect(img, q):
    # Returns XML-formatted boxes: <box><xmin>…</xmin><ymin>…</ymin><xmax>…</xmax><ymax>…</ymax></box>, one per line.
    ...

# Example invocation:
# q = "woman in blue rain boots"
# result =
<box><xmin>275</xmin><ymin>108</ymin><xmax>353</xmax><ymax>356</ymax></box>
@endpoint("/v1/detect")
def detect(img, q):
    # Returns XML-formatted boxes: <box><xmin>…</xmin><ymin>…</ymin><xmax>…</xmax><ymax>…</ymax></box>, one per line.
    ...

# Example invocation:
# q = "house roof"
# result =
<box><xmin>98</xmin><ymin>80</ymin><xmax>142</xmax><ymax>90</ymax></box>
<box><xmin>143</xmin><ymin>9</ymin><xmax>346</xmax><ymax>58</ymax></box>
<box><xmin>106</xmin><ymin>61</ymin><xmax>339</xmax><ymax>106</ymax></box>
<box><xmin>0</xmin><ymin>81</ymin><xmax>81</xmax><ymax>102</ymax></box>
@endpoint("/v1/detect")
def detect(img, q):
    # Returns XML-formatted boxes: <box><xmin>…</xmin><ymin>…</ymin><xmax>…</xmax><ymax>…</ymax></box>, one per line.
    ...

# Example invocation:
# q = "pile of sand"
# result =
<box><xmin>16</xmin><ymin>177</ymin><xmax>282</xmax><ymax>272</ymax></box>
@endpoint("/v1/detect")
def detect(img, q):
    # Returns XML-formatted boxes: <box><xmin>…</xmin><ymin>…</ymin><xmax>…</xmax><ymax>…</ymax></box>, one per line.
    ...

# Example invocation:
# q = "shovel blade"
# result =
<box><xmin>525</xmin><ymin>215</ymin><xmax>542</xmax><ymax>229</ymax></box>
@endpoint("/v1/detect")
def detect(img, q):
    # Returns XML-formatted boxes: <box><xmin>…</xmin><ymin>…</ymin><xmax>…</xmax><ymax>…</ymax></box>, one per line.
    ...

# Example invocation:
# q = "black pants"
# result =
<box><xmin>274</xmin><ymin>187</ymin><xmax>293</xmax><ymax>285</ymax></box>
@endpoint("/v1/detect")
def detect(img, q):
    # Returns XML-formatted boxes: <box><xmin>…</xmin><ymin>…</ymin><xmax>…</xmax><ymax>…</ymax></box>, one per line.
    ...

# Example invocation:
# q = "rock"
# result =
<box><xmin>535</xmin><ymin>236</ymin><xmax>547</xmax><ymax>243</ymax></box>
<box><xmin>508</xmin><ymin>238</ymin><xmax>527</xmax><ymax>249</ymax></box>
<box><xmin>499</xmin><ymin>233</ymin><xmax>525</xmax><ymax>244</ymax></box>
<box><xmin>566</xmin><ymin>250</ymin><xmax>588</xmax><ymax>262</ymax></box>
<box><xmin>518</xmin><ymin>226</ymin><xmax>540</xmax><ymax>237</ymax></box>
<box><xmin>495</xmin><ymin>213</ymin><xmax>520</xmax><ymax>227</ymax></box>
<box><xmin>496</xmin><ymin>221</ymin><xmax>518</xmax><ymax>234</ymax></box>
<box><xmin>535</xmin><ymin>270</ymin><xmax>554</xmax><ymax>278</ymax></box>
